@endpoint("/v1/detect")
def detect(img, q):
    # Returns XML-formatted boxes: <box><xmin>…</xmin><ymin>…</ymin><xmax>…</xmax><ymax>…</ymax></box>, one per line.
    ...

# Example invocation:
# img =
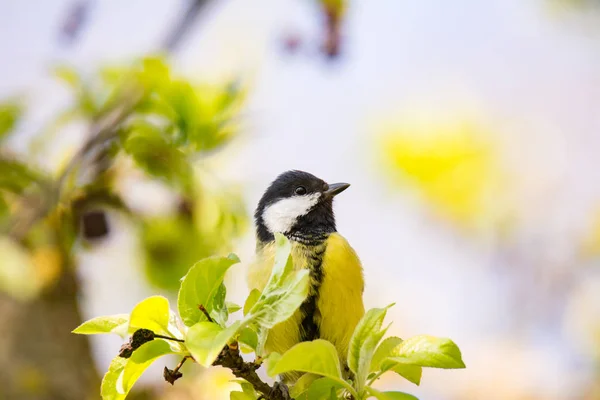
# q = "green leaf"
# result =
<box><xmin>53</xmin><ymin>65</ymin><xmax>82</xmax><ymax>90</ymax></box>
<box><xmin>211</xmin><ymin>283</ymin><xmax>229</xmax><ymax>327</ymax></box>
<box><xmin>248</xmin><ymin>234</ymin><xmax>310</xmax><ymax>328</ymax></box>
<box><xmin>177</xmin><ymin>254</ymin><xmax>240</xmax><ymax>327</ymax></box>
<box><xmin>230</xmin><ymin>391</ymin><xmax>255</xmax><ymax>400</ymax></box>
<box><xmin>0</xmin><ymin>102</ymin><xmax>21</xmax><ymax>141</ymax></box>
<box><xmin>243</xmin><ymin>288</ymin><xmax>260</xmax><ymax>316</ymax></box>
<box><xmin>100</xmin><ymin>356</ymin><xmax>127</xmax><ymax>400</ymax></box>
<box><xmin>302</xmin><ymin>377</ymin><xmax>344</xmax><ymax>400</ymax></box>
<box><xmin>386</xmin><ymin>335</ymin><xmax>465</xmax><ymax>369</ymax></box>
<box><xmin>128</xmin><ymin>296</ymin><xmax>171</xmax><ymax>335</ymax></box>
<box><xmin>238</xmin><ymin>327</ymin><xmax>258</xmax><ymax>351</ymax></box>
<box><xmin>72</xmin><ymin>314</ymin><xmax>129</xmax><ymax>337</ymax></box>
<box><xmin>371</xmin><ymin>336</ymin><xmax>422</xmax><ymax>386</ymax></box>
<box><xmin>123</xmin><ymin>122</ymin><xmax>193</xmax><ymax>192</ymax></box>
<box><xmin>186</xmin><ymin>320</ymin><xmax>241</xmax><ymax>367</ymax></box>
<box><xmin>348</xmin><ymin>305</ymin><xmax>393</xmax><ymax>388</ymax></box>
<box><xmin>122</xmin><ymin>340</ymin><xmax>173</xmax><ymax>393</ymax></box>
<box><xmin>366</xmin><ymin>387</ymin><xmax>419</xmax><ymax>400</ymax></box>
<box><xmin>227</xmin><ymin>302</ymin><xmax>242</xmax><ymax>313</ymax></box>
<box><xmin>266</xmin><ymin>340</ymin><xmax>353</xmax><ymax>394</ymax></box>
<box><xmin>289</xmin><ymin>373</ymin><xmax>320</xmax><ymax>398</ymax></box>
<box><xmin>0</xmin><ymin>158</ymin><xmax>43</xmax><ymax>194</ymax></box>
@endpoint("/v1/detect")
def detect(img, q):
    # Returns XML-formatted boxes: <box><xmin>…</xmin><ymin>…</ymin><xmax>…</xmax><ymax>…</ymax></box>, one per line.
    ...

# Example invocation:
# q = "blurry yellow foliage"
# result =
<box><xmin>581</xmin><ymin>206</ymin><xmax>600</xmax><ymax>258</ymax></box>
<box><xmin>380</xmin><ymin>120</ymin><xmax>505</xmax><ymax>229</ymax></box>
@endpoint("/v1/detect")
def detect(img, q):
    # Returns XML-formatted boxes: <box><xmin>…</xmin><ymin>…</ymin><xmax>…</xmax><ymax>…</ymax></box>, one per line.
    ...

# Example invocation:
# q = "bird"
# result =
<box><xmin>247</xmin><ymin>170</ymin><xmax>365</xmax><ymax>382</ymax></box>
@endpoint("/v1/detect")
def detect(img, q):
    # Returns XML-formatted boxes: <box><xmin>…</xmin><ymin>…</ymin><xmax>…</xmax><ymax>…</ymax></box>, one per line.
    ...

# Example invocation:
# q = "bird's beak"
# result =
<box><xmin>324</xmin><ymin>182</ymin><xmax>350</xmax><ymax>198</ymax></box>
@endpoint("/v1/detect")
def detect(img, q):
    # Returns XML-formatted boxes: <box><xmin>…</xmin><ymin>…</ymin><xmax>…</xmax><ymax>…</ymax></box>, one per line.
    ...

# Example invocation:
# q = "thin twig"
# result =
<box><xmin>198</xmin><ymin>304</ymin><xmax>214</xmax><ymax>323</ymax></box>
<box><xmin>154</xmin><ymin>334</ymin><xmax>185</xmax><ymax>343</ymax></box>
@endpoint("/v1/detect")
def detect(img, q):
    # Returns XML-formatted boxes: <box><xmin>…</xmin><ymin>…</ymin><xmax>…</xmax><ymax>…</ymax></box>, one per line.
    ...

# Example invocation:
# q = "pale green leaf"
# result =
<box><xmin>211</xmin><ymin>283</ymin><xmax>229</xmax><ymax>327</ymax></box>
<box><xmin>177</xmin><ymin>254</ymin><xmax>239</xmax><ymax>327</ymax></box>
<box><xmin>366</xmin><ymin>387</ymin><xmax>418</xmax><ymax>400</ymax></box>
<box><xmin>122</xmin><ymin>340</ymin><xmax>173</xmax><ymax>393</ymax></box>
<box><xmin>128</xmin><ymin>296</ymin><xmax>170</xmax><ymax>335</ymax></box>
<box><xmin>371</xmin><ymin>336</ymin><xmax>422</xmax><ymax>386</ymax></box>
<box><xmin>100</xmin><ymin>356</ymin><xmax>127</xmax><ymax>400</ymax></box>
<box><xmin>72</xmin><ymin>314</ymin><xmax>129</xmax><ymax>337</ymax></box>
<box><xmin>266</xmin><ymin>340</ymin><xmax>352</xmax><ymax>393</ymax></box>
<box><xmin>247</xmin><ymin>235</ymin><xmax>310</xmax><ymax>328</ymax></box>
<box><xmin>227</xmin><ymin>302</ymin><xmax>242</xmax><ymax>313</ymax></box>
<box><xmin>348</xmin><ymin>305</ymin><xmax>393</xmax><ymax>379</ymax></box>
<box><xmin>243</xmin><ymin>288</ymin><xmax>260</xmax><ymax>316</ymax></box>
<box><xmin>387</xmin><ymin>335</ymin><xmax>465</xmax><ymax>369</ymax></box>
<box><xmin>186</xmin><ymin>320</ymin><xmax>241</xmax><ymax>367</ymax></box>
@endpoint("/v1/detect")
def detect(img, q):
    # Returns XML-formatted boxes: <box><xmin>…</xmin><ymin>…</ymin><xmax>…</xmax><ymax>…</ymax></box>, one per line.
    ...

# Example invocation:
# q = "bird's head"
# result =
<box><xmin>255</xmin><ymin>170</ymin><xmax>350</xmax><ymax>243</ymax></box>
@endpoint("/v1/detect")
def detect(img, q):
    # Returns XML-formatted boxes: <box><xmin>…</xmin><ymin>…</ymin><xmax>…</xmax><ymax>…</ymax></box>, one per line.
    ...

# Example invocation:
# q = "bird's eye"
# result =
<box><xmin>295</xmin><ymin>186</ymin><xmax>307</xmax><ymax>195</ymax></box>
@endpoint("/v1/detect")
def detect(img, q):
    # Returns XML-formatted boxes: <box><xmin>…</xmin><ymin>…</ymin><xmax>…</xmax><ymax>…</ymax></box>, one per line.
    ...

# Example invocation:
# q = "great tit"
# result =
<box><xmin>247</xmin><ymin>170</ymin><xmax>365</xmax><ymax>382</ymax></box>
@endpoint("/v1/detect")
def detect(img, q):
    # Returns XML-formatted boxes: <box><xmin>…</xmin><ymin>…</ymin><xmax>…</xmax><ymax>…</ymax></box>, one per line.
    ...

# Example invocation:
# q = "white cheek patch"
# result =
<box><xmin>262</xmin><ymin>193</ymin><xmax>321</xmax><ymax>234</ymax></box>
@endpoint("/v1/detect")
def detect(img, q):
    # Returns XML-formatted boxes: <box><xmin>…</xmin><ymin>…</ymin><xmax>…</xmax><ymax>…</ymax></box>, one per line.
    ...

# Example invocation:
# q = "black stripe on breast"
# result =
<box><xmin>299</xmin><ymin>241</ymin><xmax>327</xmax><ymax>342</ymax></box>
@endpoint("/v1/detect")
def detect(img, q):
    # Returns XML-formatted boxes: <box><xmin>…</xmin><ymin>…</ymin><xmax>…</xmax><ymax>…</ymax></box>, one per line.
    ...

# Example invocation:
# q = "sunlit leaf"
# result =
<box><xmin>122</xmin><ymin>340</ymin><xmax>173</xmax><ymax>393</ymax></box>
<box><xmin>128</xmin><ymin>296</ymin><xmax>171</xmax><ymax>335</ymax></box>
<box><xmin>100</xmin><ymin>356</ymin><xmax>127</xmax><ymax>400</ymax></box>
<box><xmin>266</xmin><ymin>340</ymin><xmax>351</xmax><ymax>392</ymax></box>
<box><xmin>386</xmin><ymin>335</ymin><xmax>465</xmax><ymax>369</ymax></box>
<box><xmin>243</xmin><ymin>288</ymin><xmax>261</xmax><ymax>316</ymax></box>
<box><xmin>348</xmin><ymin>305</ymin><xmax>393</xmax><ymax>379</ymax></box>
<box><xmin>72</xmin><ymin>314</ymin><xmax>129</xmax><ymax>337</ymax></box>
<box><xmin>186</xmin><ymin>321</ymin><xmax>241</xmax><ymax>367</ymax></box>
<box><xmin>371</xmin><ymin>336</ymin><xmax>422</xmax><ymax>385</ymax></box>
<box><xmin>247</xmin><ymin>234</ymin><xmax>310</xmax><ymax>328</ymax></box>
<box><xmin>177</xmin><ymin>254</ymin><xmax>240</xmax><ymax>327</ymax></box>
<box><xmin>366</xmin><ymin>387</ymin><xmax>418</xmax><ymax>400</ymax></box>
<box><xmin>230</xmin><ymin>391</ymin><xmax>255</xmax><ymax>400</ymax></box>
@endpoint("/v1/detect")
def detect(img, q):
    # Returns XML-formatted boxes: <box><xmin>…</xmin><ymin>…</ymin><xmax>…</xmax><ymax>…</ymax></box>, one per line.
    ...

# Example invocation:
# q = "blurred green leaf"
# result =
<box><xmin>371</xmin><ymin>337</ymin><xmax>422</xmax><ymax>385</ymax></box>
<box><xmin>122</xmin><ymin>340</ymin><xmax>173</xmax><ymax>394</ymax></box>
<box><xmin>128</xmin><ymin>295</ymin><xmax>171</xmax><ymax>335</ymax></box>
<box><xmin>0</xmin><ymin>158</ymin><xmax>43</xmax><ymax>193</ymax></box>
<box><xmin>72</xmin><ymin>314</ymin><xmax>129</xmax><ymax>337</ymax></box>
<box><xmin>247</xmin><ymin>234</ymin><xmax>310</xmax><ymax>328</ymax></box>
<box><xmin>141</xmin><ymin>216</ymin><xmax>204</xmax><ymax>291</ymax></box>
<box><xmin>53</xmin><ymin>65</ymin><xmax>82</xmax><ymax>90</ymax></box>
<box><xmin>386</xmin><ymin>335</ymin><xmax>465</xmax><ymax>369</ymax></box>
<box><xmin>0</xmin><ymin>101</ymin><xmax>21</xmax><ymax>141</ymax></box>
<box><xmin>177</xmin><ymin>254</ymin><xmax>239</xmax><ymax>327</ymax></box>
<box><xmin>123</xmin><ymin>121</ymin><xmax>193</xmax><ymax>192</ymax></box>
<box><xmin>185</xmin><ymin>320</ymin><xmax>241</xmax><ymax>367</ymax></box>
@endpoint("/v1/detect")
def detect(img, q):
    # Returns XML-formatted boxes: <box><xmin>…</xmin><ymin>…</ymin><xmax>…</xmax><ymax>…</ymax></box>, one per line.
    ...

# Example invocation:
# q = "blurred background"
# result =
<box><xmin>1</xmin><ymin>0</ymin><xmax>600</xmax><ymax>399</ymax></box>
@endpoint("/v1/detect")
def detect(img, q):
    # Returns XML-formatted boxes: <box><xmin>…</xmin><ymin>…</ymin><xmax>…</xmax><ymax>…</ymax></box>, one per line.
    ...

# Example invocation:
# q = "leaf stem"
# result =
<box><xmin>198</xmin><ymin>304</ymin><xmax>214</xmax><ymax>323</ymax></box>
<box><xmin>154</xmin><ymin>334</ymin><xmax>185</xmax><ymax>343</ymax></box>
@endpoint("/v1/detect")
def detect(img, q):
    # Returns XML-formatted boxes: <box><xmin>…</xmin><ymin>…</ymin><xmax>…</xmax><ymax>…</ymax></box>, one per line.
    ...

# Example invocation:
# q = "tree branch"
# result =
<box><xmin>213</xmin><ymin>344</ymin><xmax>291</xmax><ymax>400</ymax></box>
<box><xmin>5</xmin><ymin>0</ymin><xmax>211</xmax><ymax>240</ymax></box>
